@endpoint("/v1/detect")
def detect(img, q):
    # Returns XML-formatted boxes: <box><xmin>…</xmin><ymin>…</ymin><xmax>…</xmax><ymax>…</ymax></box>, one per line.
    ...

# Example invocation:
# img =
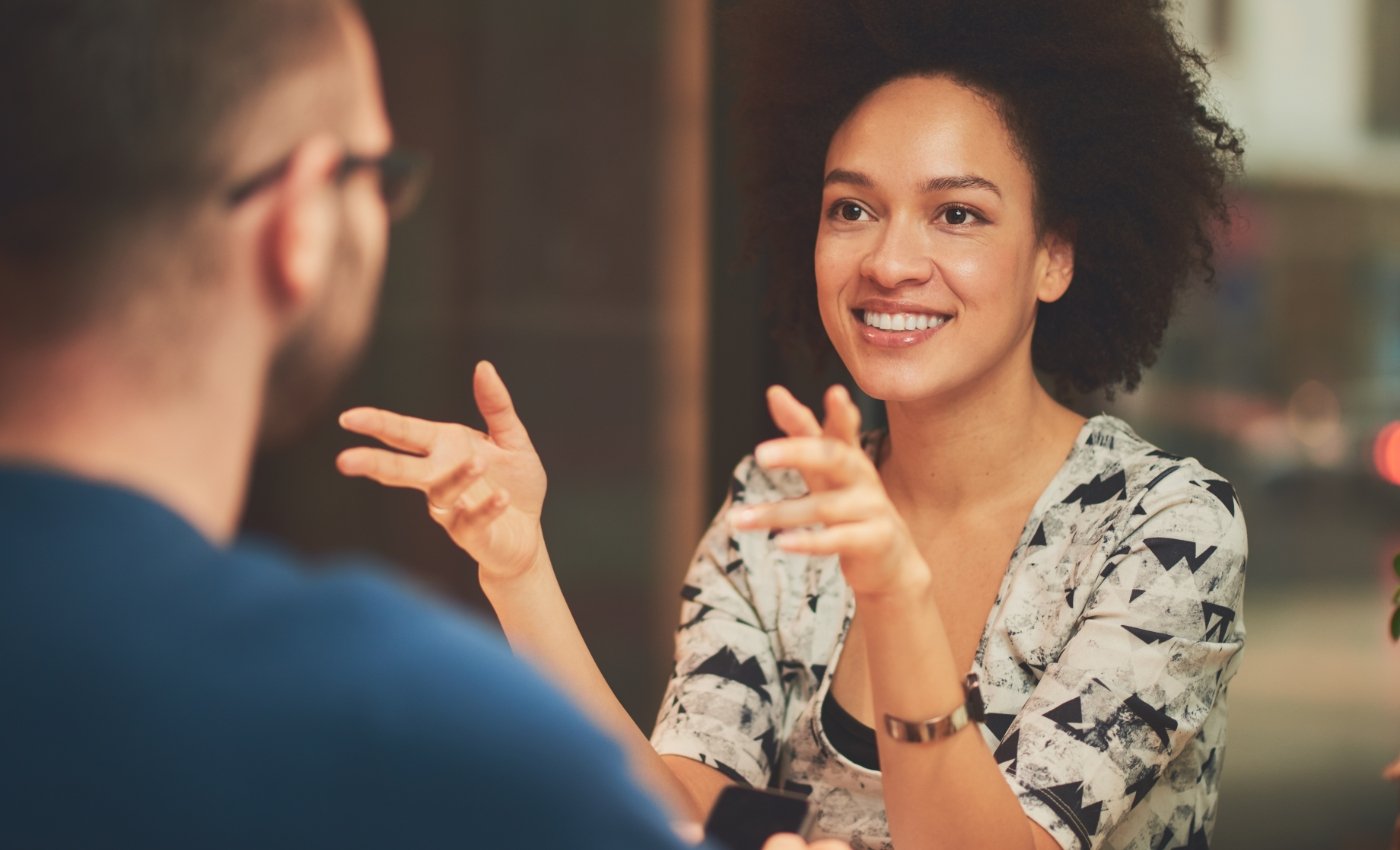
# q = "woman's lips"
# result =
<box><xmin>853</xmin><ymin>309</ymin><xmax>951</xmax><ymax>348</ymax></box>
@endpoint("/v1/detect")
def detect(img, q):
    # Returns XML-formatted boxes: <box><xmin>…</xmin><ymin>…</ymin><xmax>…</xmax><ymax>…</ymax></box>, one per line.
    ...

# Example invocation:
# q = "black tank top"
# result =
<box><xmin>819</xmin><ymin>688</ymin><xmax>881</xmax><ymax>770</ymax></box>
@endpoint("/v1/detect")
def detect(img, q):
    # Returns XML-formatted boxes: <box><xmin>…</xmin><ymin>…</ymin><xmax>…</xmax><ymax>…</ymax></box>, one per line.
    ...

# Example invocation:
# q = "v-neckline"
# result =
<box><xmin>818</xmin><ymin>416</ymin><xmax>1107</xmax><ymax>738</ymax></box>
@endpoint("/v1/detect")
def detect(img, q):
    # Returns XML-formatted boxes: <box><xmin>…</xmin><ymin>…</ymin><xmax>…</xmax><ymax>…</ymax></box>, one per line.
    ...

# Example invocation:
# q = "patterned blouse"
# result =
<box><xmin>650</xmin><ymin>415</ymin><xmax>1247</xmax><ymax>850</ymax></box>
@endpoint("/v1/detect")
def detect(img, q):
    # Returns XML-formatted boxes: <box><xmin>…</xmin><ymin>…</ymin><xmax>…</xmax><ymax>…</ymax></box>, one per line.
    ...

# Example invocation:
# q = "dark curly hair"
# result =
<box><xmin>726</xmin><ymin>0</ymin><xmax>1244</xmax><ymax>396</ymax></box>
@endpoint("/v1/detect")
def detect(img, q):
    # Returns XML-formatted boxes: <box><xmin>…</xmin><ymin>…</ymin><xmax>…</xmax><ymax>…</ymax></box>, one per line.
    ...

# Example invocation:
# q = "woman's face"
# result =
<box><xmin>815</xmin><ymin>75</ymin><xmax>1072</xmax><ymax>405</ymax></box>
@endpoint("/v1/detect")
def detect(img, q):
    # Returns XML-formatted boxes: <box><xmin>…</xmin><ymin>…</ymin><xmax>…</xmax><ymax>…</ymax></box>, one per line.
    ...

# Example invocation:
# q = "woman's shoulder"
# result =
<box><xmin>1071</xmin><ymin>414</ymin><xmax>1244</xmax><ymax>533</ymax></box>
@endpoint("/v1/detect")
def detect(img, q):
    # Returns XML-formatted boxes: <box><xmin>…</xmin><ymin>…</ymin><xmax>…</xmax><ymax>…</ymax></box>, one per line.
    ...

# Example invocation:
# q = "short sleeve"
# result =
<box><xmin>650</xmin><ymin>459</ymin><xmax>787</xmax><ymax>788</ymax></box>
<box><xmin>997</xmin><ymin>470</ymin><xmax>1247</xmax><ymax>850</ymax></box>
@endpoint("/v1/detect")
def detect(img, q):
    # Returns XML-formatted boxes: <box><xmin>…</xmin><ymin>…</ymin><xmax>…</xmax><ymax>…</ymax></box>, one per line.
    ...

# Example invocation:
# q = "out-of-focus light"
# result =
<box><xmin>1375</xmin><ymin>422</ymin><xmax>1400</xmax><ymax>486</ymax></box>
<box><xmin>1286</xmin><ymin>380</ymin><xmax>1345</xmax><ymax>468</ymax></box>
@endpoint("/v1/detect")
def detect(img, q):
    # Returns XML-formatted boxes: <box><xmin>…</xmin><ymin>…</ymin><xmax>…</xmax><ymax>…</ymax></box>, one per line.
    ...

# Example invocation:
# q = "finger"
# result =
<box><xmin>822</xmin><ymin>384</ymin><xmax>862</xmax><ymax>446</ymax></box>
<box><xmin>474</xmin><ymin>361</ymin><xmax>535</xmax><ymax>452</ymax></box>
<box><xmin>759</xmin><ymin>835</ymin><xmax>807</xmax><ymax>850</ymax></box>
<box><xmin>336</xmin><ymin>447</ymin><xmax>433</xmax><ymax>489</ymax></box>
<box><xmin>766</xmin><ymin>385</ymin><xmax>822</xmax><ymax>438</ymax></box>
<box><xmin>338</xmin><ymin>407</ymin><xmax>441</xmax><ymax>455</ymax></box>
<box><xmin>773</xmin><ymin>522</ymin><xmax>887</xmax><ymax>557</ymax></box>
<box><xmin>443</xmin><ymin>488</ymin><xmax>511</xmax><ymax>534</ymax></box>
<box><xmin>424</xmin><ymin>455</ymin><xmax>486</xmax><ymax>511</ymax></box>
<box><xmin>753</xmin><ymin>436</ymin><xmax>870</xmax><ymax>486</ymax></box>
<box><xmin>728</xmin><ymin>489</ymin><xmax>883</xmax><ymax>532</ymax></box>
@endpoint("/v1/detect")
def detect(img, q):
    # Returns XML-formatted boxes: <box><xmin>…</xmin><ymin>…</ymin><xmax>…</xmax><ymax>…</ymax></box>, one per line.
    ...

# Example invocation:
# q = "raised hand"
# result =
<box><xmin>727</xmin><ymin>385</ymin><xmax>927</xmax><ymax>598</ymax></box>
<box><xmin>336</xmin><ymin>361</ymin><xmax>547</xmax><ymax>581</ymax></box>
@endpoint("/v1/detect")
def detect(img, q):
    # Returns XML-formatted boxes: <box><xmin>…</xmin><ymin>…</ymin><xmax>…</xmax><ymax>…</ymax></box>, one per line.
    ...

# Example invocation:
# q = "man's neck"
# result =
<box><xmin>0</xmin><ymin>339</ymin><xmax>264</xmax><ymax>545</ymax></box>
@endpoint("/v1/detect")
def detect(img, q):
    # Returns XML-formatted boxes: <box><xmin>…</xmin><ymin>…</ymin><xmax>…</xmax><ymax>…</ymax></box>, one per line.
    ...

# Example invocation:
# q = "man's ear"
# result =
<box><xmin>1035</xmin><ymin>228</ymin><xmax>1075</xmax><ymax>304</ymax></box>
<box><xmin>267</xmin><ymin>135</ymin><xmax>343</xmax><ymax>310</ymax></box>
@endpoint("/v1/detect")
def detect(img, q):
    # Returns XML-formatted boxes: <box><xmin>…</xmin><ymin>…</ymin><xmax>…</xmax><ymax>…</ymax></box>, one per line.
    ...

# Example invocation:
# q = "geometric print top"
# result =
<box><xmin>651</xmin><ymin>415</ymin><xmax>1247</xmax><ymax>850</ymax></box>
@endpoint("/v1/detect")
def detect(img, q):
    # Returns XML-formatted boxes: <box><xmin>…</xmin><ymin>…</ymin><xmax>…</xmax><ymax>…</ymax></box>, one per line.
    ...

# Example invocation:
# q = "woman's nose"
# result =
<box><xmin>859</xmin><ymin>219</ymin><xmax>934</xmax><ymax>289</ymax></box>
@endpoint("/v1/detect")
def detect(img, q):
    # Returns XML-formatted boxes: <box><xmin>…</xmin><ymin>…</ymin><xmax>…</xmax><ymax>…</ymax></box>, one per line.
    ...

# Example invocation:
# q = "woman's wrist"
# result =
<box><xmin>856</xmin><ymin>548</ymin><xmax>934</xmax><ymax>605</ymax></box>
<box><xmin>478</xmin><ymin>531</ymin><xmax>551</xmax><ymax>599</ymax></box>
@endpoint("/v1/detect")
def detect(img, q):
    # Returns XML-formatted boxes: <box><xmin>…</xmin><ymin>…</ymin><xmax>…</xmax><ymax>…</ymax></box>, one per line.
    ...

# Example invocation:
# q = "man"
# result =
<box><xmin>0</xmin><ymin>2</ymin><xmax>835</xmax><ymax>848</ymax></box>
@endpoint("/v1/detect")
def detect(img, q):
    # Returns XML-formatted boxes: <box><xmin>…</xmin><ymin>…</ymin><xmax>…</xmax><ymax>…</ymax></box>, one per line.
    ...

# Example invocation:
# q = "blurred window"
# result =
<box><xmin>1206</xmin><ymin>0</ymin><xmax>1234</xmax><ymax>54</ymax></box>
<box><xmin>1372</xmin><ymin>0</ymin><xmax>1400</xmax><ymax>135</ymax></box>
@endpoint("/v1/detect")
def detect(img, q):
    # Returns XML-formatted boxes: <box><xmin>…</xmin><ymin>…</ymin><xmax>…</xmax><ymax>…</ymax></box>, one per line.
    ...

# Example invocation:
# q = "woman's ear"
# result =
<box><xmin>1035</xmin><ymin>229</ymin><xmax>1075</xmax><ymax>304</ymax></box>
<box><xmin>267</xmin><ymin>135</ymin><xmax>343</xmax><ymax>310</ymax></box>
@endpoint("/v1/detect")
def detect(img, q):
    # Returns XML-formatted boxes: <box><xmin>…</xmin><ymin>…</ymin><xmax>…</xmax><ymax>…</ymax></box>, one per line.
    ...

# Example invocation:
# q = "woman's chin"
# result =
<box><xmin>845</xmin><ymin>364</ymin><xmax>952</xmax><ymax>407</ymax></box>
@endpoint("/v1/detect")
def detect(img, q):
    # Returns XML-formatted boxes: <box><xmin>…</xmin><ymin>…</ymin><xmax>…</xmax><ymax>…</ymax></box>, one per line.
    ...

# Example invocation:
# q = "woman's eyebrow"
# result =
<box><xmin>922</xmin><ymin>174</ymin><xmax>1002</xmax><ymax>197</ymax></box>
<box><xmin>823</xmin><ymin>168</ymin><xmax>872</xmax><ymax>188</ymax></box>
<box><xmin>823</xmin><ymin>169</ymin><xmax>1002</xmax><ymax>198</ymax></box>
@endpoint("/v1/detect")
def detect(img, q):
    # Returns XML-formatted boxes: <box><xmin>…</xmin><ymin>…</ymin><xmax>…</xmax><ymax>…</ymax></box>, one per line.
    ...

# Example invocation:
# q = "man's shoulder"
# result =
<box><xmin>0</xmin><ymin>478</ymin><xmax>682</xmax><ymax>848</ymax></box>
<box><xmin>171</xmin><ymin>554</ymin><xmax>682</xmax><ymax>848</ymax></box>
<box><xmin>197</xmin><ymin>546</ymin><xmax>602</xmax><ymax>753</ymax></box>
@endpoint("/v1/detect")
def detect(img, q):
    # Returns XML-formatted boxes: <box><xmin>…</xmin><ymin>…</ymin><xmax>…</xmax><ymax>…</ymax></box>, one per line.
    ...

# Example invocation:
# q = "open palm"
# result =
<box><xmin>337</xmin><ymin>361</ymin><xmax>547</xmax><ymax>581</ymax></box>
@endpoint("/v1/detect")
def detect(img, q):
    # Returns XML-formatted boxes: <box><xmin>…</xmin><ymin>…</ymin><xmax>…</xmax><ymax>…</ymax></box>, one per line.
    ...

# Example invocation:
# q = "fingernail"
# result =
<box><xmin>755</xmin><ymin>443</ymin><xmax>777</xmax><ymax>467</ymax></box>
<box><xmin>728</xmin><ymin>506</ymin><xmax>755</xmax><ymax>527</ymax></box>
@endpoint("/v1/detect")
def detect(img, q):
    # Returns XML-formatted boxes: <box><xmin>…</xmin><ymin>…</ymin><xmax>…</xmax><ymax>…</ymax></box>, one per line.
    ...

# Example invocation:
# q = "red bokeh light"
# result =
<box><xmin>1375</xmin><ymin>422</ymin><xmax>1400</xmax><ymax>486</ymax></box>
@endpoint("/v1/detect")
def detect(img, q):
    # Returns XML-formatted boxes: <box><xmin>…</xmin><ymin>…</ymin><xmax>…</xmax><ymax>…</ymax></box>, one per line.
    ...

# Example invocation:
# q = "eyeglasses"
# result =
<box><xmin>225</xmin><ymin>147</ymin><xmax>431</xmax><ymax>221</ymax></box>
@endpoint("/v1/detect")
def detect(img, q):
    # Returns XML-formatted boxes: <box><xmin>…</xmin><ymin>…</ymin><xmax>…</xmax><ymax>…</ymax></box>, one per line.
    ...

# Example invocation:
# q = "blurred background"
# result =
<box><xmin>241</xmin><ymin>1</ymin><xmax>1400</xmax><ymax>847</ymax></box>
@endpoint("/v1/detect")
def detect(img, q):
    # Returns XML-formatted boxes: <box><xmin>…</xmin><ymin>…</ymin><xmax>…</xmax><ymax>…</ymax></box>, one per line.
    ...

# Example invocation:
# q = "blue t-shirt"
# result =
<box><xmin>0</xmin><ymin>465</ymin><xmax>691</xmax><ymax>849</ymax></box>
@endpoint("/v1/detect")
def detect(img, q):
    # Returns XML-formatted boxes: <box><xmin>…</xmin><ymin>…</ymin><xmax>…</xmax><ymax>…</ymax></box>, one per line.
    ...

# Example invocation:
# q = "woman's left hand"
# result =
<box><xmin>727</xmin><ymin>385</ymin><xmax>928</xmax><ymax>598</ymax></box>
<box><xmin>335</xmin><ymin>361</ymin><xmax>547</xmax><ymax>583</ymax></box>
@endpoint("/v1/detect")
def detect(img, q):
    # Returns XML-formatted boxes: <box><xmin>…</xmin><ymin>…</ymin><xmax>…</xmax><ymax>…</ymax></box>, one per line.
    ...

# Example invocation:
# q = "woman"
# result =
<box><xmin>337</xmin><ymin>2</ymin><xmax>1246</xmax><ymax>848</ymax></box>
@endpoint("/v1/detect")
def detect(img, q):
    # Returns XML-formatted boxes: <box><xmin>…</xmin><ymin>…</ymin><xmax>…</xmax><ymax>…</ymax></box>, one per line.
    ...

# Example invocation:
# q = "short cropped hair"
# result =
<box><xmin>0</xmin><ymin>0</ymin><xmax>345</xmax><ymax>341</ymax></box>
<box><xmin>728</xmin><ymin>0</ymin><xmax>1244</xmax><ymax>396</ymax></box>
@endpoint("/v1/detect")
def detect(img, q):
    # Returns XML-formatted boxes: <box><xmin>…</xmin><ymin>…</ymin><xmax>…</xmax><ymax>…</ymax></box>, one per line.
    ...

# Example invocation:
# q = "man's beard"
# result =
<box><xmin>258</xmin><ymin>233</ymin><xmax>381</xmax><ymax>446</ymax></box>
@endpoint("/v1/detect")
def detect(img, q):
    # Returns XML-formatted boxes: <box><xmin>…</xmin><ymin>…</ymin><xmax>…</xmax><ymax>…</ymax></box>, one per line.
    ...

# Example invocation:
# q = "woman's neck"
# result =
<box><xmin>878</xmin><ymin>366</ymin><xmax>1085</xmax><ymax>521</ymax></box>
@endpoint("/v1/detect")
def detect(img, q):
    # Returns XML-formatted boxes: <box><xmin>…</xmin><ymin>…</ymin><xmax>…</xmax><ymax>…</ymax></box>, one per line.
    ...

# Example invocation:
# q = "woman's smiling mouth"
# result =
<box><xmin>853</xmin><ymin>308</ymin><xmax>952</xmax><ymax>347</ymax></box>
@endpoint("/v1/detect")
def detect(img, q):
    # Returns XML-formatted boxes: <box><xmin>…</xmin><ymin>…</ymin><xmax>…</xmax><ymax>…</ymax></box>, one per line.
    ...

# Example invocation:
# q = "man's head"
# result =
<box><xmin>0</xmin><ymin>0</ymin><xmax>403</xmax><ymax>436</ymax></box>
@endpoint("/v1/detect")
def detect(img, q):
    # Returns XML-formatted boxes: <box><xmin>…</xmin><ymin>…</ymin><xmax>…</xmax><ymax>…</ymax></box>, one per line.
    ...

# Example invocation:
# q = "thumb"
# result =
<box><xmin>822</xmin><ymin>384</ymin><xmax>862</xmax><ymax>446</ymax></box>
<box><xmin>473</xmin><ymin>361</ymin><xmax>534</xmax><ymax>452</ymax></box>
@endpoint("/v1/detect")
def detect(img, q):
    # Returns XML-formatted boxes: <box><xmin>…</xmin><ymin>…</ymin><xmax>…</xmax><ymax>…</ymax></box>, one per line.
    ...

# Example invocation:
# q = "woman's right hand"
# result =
<box><xmin>336</xmin><ymin>361</ymin><xmax>547</xmax><ymax>582</ymax></box>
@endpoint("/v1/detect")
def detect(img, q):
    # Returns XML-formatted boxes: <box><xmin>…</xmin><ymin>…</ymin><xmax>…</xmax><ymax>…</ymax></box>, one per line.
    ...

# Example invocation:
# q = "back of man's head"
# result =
<box><xmin>0</xmin><ymin>0</ymin><xmax>349</xmax><ymax>351</ymax></box>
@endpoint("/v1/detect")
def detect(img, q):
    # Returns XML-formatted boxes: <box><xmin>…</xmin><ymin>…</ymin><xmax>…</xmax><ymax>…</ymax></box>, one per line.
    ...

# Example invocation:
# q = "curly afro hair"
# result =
<box><xmin>726</xmin><ymin>0</ymin><xmax>1244</xmax><ymax>396</ymax></box>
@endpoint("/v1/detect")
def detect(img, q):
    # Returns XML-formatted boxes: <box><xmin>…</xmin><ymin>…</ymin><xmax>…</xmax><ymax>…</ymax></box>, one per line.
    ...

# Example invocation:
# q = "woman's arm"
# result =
<box><xmin>734</xmin><ymin>385</ymin><xmax>1245</xmax><ymax>850</ymax></box>
<box><xmin>337</xmin><ymin>361</ymin><xmax>726</xmax><ymax>823</ymax></box>
<box><xmin>730</xmin><ymin>385</ymin><xmax>1055</xmax><ymax>850</ymax></box>
<box><xmin>856</xmin><ymin>572</ymin><xmax>1064</xmax><ymax>850</ymax></box>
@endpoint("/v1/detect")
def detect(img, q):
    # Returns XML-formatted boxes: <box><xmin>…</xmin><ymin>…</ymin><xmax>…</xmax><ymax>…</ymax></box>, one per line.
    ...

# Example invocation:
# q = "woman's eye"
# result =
<box><xmin>941</xmin><ymin>206</ymin><xmax>976</xmax><ymax>225</ymax></box>
<box><xmin>833</xmin><ymin>202</ymin><xmax>868</xmax><ymax>222</ymax></box>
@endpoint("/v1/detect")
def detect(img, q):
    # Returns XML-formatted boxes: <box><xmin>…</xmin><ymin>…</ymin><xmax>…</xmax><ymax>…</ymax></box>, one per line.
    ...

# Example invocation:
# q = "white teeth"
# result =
<box><xmin>862</xmin><ymin>311</ymin><xmax>949</xmax><ymax>331</ymax></box>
